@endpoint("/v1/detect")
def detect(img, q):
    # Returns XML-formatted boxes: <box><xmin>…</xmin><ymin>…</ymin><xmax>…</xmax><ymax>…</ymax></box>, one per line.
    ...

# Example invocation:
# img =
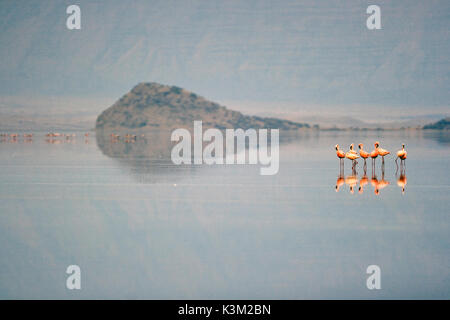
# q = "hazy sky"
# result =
<box><xmin>0</xmin><ymin>0</ymin><xmax>448</xmax><ymax>115</ymax></box>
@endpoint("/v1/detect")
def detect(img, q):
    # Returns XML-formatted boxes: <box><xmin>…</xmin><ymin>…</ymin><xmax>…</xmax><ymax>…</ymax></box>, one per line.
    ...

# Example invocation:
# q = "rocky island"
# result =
<box><xmin>96</xmin><ymin>83</ymin><xmax>310</xmax><ymax>131</ymax></box>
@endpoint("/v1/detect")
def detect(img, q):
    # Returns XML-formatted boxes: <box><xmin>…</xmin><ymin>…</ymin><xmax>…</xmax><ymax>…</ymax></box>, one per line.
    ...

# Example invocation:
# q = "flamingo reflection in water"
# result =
<box><xmin>334</xmin><ymin>167</ymin><xmax>392</xmax><ymax>195</ymax></box>
<box><xmin>372</xmin><ymin>163</ymin><xmax>390</xmax><ymax>195</ymax></box>
<box><xmin>345</xmin><ymin>174</ymin><xmax>358</xmax><ymax>194</ymax></box>
<box><xmin>370</xmin><ymin>173</ymin><xmax>379</xmax><ymax>195</ymax></box>
<box><xmin>334</xmin><ymin>159</ymin><xmax>390</xmax><ymax>195</ymax></box>
<box><xmin>335</xmin><ymin>174</ymin><xmax>345</xmax><ymax>192</ymax></box>
<box><xmin>358</xmin><ymin>174</ymin><xmax>369</xmax><ymax>194</ymax></box>
<box><xmin>397</xmin><ymin>172</ymin><xmax>407</xmax><ymax>195</ymax></box>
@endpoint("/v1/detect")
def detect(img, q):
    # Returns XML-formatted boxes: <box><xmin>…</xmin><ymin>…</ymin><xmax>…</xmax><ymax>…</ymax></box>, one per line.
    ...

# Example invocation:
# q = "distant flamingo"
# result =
<box><xmin>375</xmin><ymin>141</ymin><xmax>390</xmax><ymax>164</ymax></box>
<box><xmin>110</xmin><ymin>133</ymin><xmax>120</xmax><ymax>142</ymax></box>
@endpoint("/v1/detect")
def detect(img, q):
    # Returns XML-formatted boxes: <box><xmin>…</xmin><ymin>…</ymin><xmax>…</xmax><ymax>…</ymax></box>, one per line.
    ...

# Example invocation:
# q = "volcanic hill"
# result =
<box><xmin>96</xmin><ymin>83</ymin><xmax>310</xmax><ymax>131</ymax></box>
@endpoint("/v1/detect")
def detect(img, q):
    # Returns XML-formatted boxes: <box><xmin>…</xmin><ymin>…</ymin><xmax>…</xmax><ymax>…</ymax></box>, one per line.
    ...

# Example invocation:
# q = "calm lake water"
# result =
<box><xmin>0</xmin><ymin>130</ymin><xmax>449</xmax><ymax>299</ymax></box>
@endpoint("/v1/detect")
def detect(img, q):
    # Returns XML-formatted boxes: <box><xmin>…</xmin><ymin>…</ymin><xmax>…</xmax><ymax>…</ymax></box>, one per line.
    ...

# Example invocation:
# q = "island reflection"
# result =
<box><xmin>95</xmin><ymin>129</ymin><xmax>294</xmax><ymax>184</ymax></box>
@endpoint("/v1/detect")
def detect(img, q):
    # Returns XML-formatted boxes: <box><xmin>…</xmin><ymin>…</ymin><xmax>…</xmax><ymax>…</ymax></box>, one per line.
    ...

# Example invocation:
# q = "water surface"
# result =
<box><xmin>0</xmin><ymin>130</ymin><xmax>449</xmax><ymax>299</ymax></box>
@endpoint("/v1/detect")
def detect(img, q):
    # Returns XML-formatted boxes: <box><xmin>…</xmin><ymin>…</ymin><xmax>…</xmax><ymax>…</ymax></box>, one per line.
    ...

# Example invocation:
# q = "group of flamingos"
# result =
<box><xmin>335</xmin><ymin>141</ymin><xmax>408</xmax><ymax>195</ymax></box>
<box><xmin>335</xmin><ymin>141</ymin><xmax>407</xmax><ymax>171</ymax></box>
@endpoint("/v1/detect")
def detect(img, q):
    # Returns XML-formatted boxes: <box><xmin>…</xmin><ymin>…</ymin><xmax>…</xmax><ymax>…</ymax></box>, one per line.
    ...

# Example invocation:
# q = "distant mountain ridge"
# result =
<box><xmin>1</xmin><ymin>1</ymin><xmax>449</xmax><ymax>110</ymax></box>
<box><xmin>96</xmin><ymin>83</ymin><xmax>310</xmax><ymax>131</ymax></box>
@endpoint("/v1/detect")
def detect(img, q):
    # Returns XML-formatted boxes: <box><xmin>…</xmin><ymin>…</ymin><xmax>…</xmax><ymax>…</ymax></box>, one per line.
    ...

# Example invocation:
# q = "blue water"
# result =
<box><xmin>0</xmin><ymin>130</ymin><xmax>449</xmax><ymax>299</ymax></box>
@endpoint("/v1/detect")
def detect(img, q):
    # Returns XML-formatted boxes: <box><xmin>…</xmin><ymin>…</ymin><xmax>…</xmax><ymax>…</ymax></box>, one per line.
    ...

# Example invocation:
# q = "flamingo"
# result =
<box><xmin>335</xmin><ymin>144</ymin><xmax>345</xmax><ymax>169</ymax></box>
<box><xmin>358</xmin><ymin>143</ymin><xmax>370</xmax><ymax>169</ymax></box>
<box><xmin>349</xmin><ymin>144</ymin><xmax>357</xmax><ymax>155</ymax></box>
<box><xmin>395</xmin><ymin>143</ymin><xmax>407</xmax><ymax>168</ymax></box>
<box><xmin>375</xmin><ymin>141</ymin><xmax>390</xmax><ymax>164</ymax></box>
<box><xmin>358</xmin><ymin>144</ymin><xmax>369</xmax><ymax>162</ymax></box>
<box><xmin>370</xmin><ymin>146</ymin><xmax>378</xmax><ymax>168</ymax></box>
<box><xmin>345</xmin><ymin>145</ymin><xmax>359</xmax><ymax>171</ymax></box>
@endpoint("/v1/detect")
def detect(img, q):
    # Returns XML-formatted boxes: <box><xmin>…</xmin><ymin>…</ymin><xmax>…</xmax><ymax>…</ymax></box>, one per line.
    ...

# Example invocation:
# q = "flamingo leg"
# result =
<box><xmin>395</xmin><ymin>157</ymin><xmax>399</xmax><ymax>174</ymax></box>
